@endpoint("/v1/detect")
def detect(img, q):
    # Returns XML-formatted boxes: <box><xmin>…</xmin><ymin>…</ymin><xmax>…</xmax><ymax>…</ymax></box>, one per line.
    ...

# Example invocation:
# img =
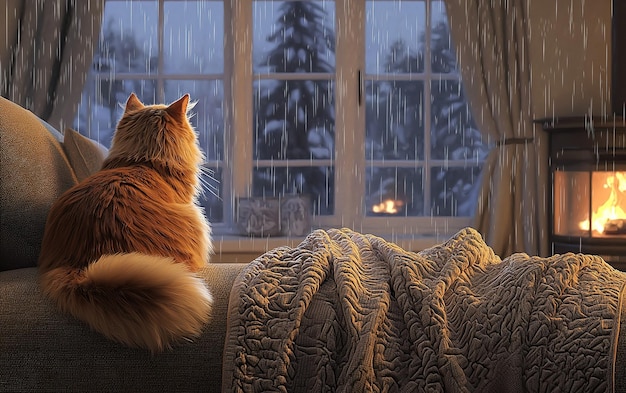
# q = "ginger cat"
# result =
<box><xmin>38</xmin><ymin>93</ymin><xmax>213</xmax><ymax>352</ymax></box>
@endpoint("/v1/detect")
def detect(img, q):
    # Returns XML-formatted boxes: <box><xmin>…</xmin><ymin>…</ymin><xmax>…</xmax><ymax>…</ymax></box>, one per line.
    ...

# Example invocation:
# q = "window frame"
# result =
<box><xmin>79</xmin><ymin>0</ymin><xmax>479</xmax><ymax>243</ymax></box>
<box><xmin>227</xmin><ymin>0</ymin><xmax>474</xmax><ymax>238</ymax></box>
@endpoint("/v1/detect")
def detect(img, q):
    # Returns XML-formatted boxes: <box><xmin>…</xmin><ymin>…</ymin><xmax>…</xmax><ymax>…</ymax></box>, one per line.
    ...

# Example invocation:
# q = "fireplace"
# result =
<box><xmin>540</xmin><ymin>117</ymin><xmax>626</xmax><ymax>270</ymax></box>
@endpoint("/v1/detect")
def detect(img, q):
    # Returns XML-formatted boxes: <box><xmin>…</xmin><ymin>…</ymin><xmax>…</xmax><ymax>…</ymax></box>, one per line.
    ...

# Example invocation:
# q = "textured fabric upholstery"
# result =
<box><xmin>0</xmin><ymin>97</ymin><xmax>77</xmax><ymax>271</ymax></box>
<box><xmin>0</xmin><ymin>263</ymin><xmax>245</xmax><ymax>393</ymax></box>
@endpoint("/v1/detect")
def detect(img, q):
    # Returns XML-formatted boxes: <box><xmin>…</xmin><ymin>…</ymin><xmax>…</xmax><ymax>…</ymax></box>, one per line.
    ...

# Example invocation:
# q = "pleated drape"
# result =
<box><xmin>445</xmin><ymin>0</ymin><xmax>549</xmax><ymax>257</ymax></box>
<box><xmin>1</xmin><ymin>0</ymin><xmax>104</xmax><ymax>132</ymax></box>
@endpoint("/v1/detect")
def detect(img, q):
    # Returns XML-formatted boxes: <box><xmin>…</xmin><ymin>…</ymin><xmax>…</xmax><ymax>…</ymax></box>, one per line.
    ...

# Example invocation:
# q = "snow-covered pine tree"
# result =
<box><xmin>254</xmin><ymin>1</ymin><xmax>335</xmax><ymax>214</ymax></box>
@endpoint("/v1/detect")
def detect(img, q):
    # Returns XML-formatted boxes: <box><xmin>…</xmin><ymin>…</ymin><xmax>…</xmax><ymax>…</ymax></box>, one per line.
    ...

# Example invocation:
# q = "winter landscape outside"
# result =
<box><xmin>74</xmin><ymin>0</ymin><xmax>490</xmax><ymax>231</ymax></box>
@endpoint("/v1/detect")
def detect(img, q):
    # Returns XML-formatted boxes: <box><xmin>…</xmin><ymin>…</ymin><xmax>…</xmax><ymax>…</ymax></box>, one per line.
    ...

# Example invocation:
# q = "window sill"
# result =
<box><xmin>211</xmin><ymin>231</ymin><xmax>448</xmax><ymax>263</ymax></box>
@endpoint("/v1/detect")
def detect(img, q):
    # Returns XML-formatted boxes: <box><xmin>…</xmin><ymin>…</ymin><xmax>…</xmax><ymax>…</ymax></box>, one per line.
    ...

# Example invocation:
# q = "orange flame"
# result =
<box><xmin>579</xmin><ymin>172</ymin><xmax>626</xmax><ymax>234</ymax></box>
<box><xmin>372</xmin><ymin>199</ymin><xmax>404</xmax><ymax>214</ymax></box>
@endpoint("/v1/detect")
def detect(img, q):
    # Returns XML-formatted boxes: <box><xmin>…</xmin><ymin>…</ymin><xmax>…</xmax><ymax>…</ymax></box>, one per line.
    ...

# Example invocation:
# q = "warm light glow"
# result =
<box><xmin>579</xmin><ymin>172</ymin><xmax>626</xmax><ymax>234</ymax></box>
<box><xmin>372</xmin><ymin>199</ymin><xmax>405</xmax><ymax>214</ymax></box>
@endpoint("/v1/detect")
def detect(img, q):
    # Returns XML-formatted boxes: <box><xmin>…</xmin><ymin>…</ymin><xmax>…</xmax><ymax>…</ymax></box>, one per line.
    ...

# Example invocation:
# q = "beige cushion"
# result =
<box><xmin>0</xmin><ymin>97</ymin><xmax>77</xmax><ymax>271</ymax></box>
<box><xmin>62</xmin><ymin>128</ymin><xmax>107</xmax><ymax>182</ymax></box>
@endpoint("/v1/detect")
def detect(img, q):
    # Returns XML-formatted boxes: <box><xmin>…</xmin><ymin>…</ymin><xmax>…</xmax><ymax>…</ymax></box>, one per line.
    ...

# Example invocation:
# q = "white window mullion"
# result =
<box><xmin>157</xmin><ymin>0</ymin><xmax>165</xmax><ymax>101</ymax></box>
<box><xmin>228</xmin><ymin>0</ymin><xmax>254</xmax><ymax>203</ymax></box>
<box><xmin>423</xmin><ymin>0</ymin><xmax>432</xmax><ymax>217</ymax></box>
<box><xmin>219</xmin><ymin>0</ymin><xmax>236</xmax><ymax>230</ymax></box>
<box><xmin>334</xmin><ymin>0</ymin><xmax>365</xmax><ymax>230</ymax></box>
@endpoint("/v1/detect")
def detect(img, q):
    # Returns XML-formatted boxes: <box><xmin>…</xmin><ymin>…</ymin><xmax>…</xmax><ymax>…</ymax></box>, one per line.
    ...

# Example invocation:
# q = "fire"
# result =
<box><xmin>579</xmin><ymin>172</ymin><xmax>626</xmax><ymax>234</ymax></box>
<box><xmin>372</xmin><ymin>199</ymin><xmax>404</xmax><ymax>214</ymax></box>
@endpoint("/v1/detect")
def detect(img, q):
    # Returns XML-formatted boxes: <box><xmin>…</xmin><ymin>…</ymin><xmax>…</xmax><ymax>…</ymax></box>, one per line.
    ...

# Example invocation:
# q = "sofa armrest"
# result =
<box><xmin>0</xmin><ymin>263</ymin><xmax>245</xmax><ymax>393</ymax></box>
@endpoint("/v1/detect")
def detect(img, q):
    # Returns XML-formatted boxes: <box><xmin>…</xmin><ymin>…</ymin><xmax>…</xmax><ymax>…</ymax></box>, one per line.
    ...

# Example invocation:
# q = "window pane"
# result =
<box><xmin>430</xmin><ymin>80</ymin><xmax>488</xmax><ymax>161</ymax></box>
<box><xmin>253</xmin><ymin>166</ymin><xmax>334</xmax><ymax>215</ymax></box>
<box><xmin>253</xmin><ymin>1</ymin><xmax>336</xmax><ymax>74</ymax></box>
<box><xmin>431</xmin><ymin>1</ymin><xmax>456</xmax><ymax>74</ymax></box>
<box><xmin>74</xmin><ymin>0</ymin><xmax>226</xmax><ymax>226</ymax></box>
<box><xmin>430</xmin><ymin>166</ymin><xmax>482</xmax><ymax>217</ymax></box>
<box><xmin>165</xmin><ymin>80</ymin><xmax>225</xmax><ymax>161</ymax></box>
<box><xmin>75</xmin><ymin>79</ymin><xmax>157</xmax><ymax>148</ymax></box>
<box><xmin>252</xmin><ymin>2</ymin><xmax>336</xmax><ymax>219</ymax></box>
<box><xmin>366</xmin><ymin>80</ymin><xmax>424</xmax><ymax>160</ymax></box>
<box><xmin>254</xmin><ymin>79</ymin><xmax>335</xmax><ymax>160</ymax></box>
<box><xmin>366</xmin><ymin>0</ymin><xmax>425</xmax><ymax>74</ymax></box>
<box><xmin>198</xmin><ymin>166</ymin><xmax>223</xmax><ymax>222</ymax></box>
<box><xmin>95</xmin><ymin>1</ymin><xmax>158</xmax><ymax>74</ymax></box>
<box><xmin>164</xmin><ymin>1</ymin><xmax>224</xmax><ymax>74</ymax></box>
<box><xmin>366</xmin><ymin>167</ymin><xmax>424</xmax><ymax>216</ymax></box>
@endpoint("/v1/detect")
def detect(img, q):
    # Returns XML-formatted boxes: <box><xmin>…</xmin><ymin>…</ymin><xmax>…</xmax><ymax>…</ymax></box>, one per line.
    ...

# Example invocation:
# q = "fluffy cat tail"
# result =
<box><xmin>39</xmin><ymin>253</ymin><xmax>212</xmax><ymax>353</ymax></box>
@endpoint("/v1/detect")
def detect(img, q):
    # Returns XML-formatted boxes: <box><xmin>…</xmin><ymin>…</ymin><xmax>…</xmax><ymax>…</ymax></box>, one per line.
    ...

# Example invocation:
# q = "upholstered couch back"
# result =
<box><xmin>0</xmin><ymin>97</ymin><xmax>106</xmax><ymax>271</ymax></box>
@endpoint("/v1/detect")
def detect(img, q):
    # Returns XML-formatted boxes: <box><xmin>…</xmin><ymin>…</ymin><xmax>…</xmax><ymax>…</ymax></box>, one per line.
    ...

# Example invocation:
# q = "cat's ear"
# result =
<box><xmin>166</xmin><ymin>94</ymin><xmax>190</xmax><ymax>119</ymax></box>
<box><xmin>125</xmin><ymin>93</ymin><xmax>144</xmax><ymax>112</ymax></box>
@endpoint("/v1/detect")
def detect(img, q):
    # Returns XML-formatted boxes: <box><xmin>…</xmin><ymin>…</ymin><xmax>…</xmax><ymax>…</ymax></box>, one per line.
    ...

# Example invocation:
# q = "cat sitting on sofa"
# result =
<box><xmin>38</xmin><ymin>93</ymin><xmax>213</xmax><ymax>353</ymax></box>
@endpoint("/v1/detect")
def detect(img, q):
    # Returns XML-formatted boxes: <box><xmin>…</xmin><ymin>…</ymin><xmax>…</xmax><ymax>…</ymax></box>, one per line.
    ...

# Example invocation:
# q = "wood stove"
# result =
<box><xmin>540</xmin><ymin>117</ymin><xmax>626</xmax><ymax>269</ymax></box>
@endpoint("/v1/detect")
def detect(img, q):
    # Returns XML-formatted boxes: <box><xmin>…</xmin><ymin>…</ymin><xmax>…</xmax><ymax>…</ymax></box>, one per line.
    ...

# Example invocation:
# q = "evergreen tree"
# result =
<box><xmin>254</xmin><ymin>2</ymin><xmax>335</xmax><ymax>214</ymax></box>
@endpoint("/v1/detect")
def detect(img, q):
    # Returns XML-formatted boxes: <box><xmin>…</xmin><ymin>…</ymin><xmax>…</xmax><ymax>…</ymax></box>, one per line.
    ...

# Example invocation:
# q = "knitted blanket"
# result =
<box><xmin>222</xmin><ymin>228</ymin><xmax>626</xmax><ymax>392</ymax></box>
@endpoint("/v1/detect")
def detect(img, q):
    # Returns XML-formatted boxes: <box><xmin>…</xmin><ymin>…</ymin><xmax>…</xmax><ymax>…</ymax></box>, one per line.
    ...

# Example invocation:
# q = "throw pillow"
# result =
<box><xmin>62</xmin><ymin>128</ymin><xmax>108</xmax><ymax>182</ymax></box>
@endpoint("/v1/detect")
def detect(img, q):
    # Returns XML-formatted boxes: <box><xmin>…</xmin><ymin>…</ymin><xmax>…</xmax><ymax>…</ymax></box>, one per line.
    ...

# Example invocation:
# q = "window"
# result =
<box><xmin>75</xmin><ymin>0</ymin><xmax>489</xmax><ymax>240</ymax></box>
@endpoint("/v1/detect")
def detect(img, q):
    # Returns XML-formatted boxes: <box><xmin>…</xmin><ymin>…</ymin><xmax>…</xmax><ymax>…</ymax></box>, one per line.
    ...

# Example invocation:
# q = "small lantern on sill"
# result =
<box><xmin>236</xmin><ymin>197</ymin><xmax>281</xmax><ymax>237</ymax></box>
<box><xmin>280</xmin><ymin>194</ymin><xmax>311</xmax><ymax>237</ymax></box>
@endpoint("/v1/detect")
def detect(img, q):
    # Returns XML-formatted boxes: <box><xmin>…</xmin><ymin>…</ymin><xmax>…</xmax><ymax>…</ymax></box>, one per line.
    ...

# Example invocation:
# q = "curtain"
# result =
<box><xmin>1</xmin><ymin>0</ymin><xmax>104</xmax><ymax>132</ymax></box>
<box><xmin>445</xmin><ymin>0</ymin><xmax>549</xmax><ymax>257</ymax></box>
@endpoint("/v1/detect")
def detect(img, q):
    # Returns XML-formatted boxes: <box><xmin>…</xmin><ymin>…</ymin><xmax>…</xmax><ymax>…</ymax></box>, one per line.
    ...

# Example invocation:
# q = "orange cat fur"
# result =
<box><xmin>38</xmin><ymin>93</ymin><xmax>213</xmax><ymax>352</ymax></box>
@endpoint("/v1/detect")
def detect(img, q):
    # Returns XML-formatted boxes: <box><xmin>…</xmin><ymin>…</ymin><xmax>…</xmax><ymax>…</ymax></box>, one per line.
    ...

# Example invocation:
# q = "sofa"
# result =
<box><xmin>4</xmin><ymin>95</ymin><xmax>626</xmax><ymax>392</ymax></box>
<box><xmin>0</xmin><ymin>96</ymin><xmax>246</xmax><ymax>392</ymax></box>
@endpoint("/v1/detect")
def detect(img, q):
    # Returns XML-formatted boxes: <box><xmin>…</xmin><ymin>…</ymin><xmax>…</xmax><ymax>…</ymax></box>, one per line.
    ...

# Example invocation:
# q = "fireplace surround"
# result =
<box><xmin>541</xmin><ymin>117</ymin><xmax>626</xmax><ymax>269</ymax></box>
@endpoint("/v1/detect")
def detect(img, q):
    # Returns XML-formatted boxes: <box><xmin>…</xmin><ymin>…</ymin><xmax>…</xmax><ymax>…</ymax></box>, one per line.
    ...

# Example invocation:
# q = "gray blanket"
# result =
<box><xmin>222</xmin><ymin>228</ymin><xmax>626</xmax><ymax>392</ymax></box>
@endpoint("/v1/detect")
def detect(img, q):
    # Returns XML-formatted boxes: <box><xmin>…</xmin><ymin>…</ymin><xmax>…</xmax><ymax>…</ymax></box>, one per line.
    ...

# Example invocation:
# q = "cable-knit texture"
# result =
<box><xmin>223</xmin><ymin>227</ymin><xmax>626</xmax><ymax>393</ymax></box>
